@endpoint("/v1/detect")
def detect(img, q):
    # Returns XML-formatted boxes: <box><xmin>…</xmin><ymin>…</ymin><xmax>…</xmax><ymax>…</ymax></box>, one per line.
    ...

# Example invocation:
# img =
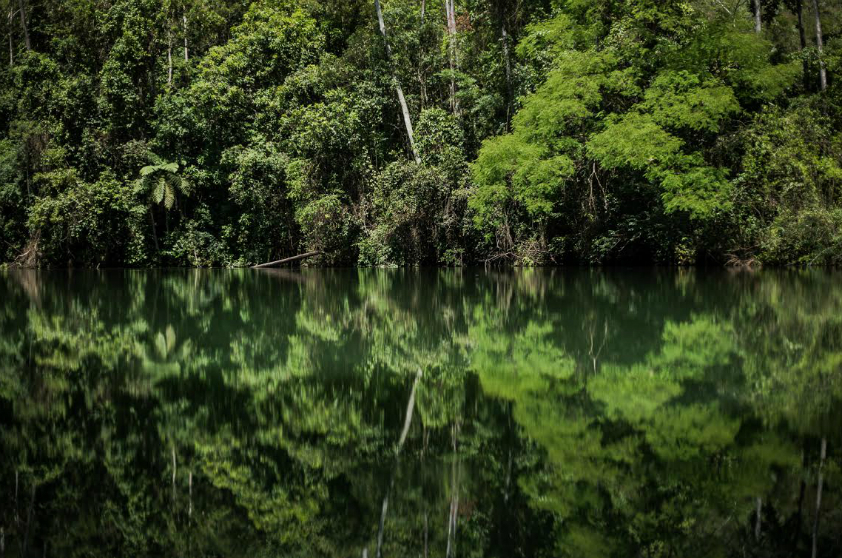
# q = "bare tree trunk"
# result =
<box><xmin>755</xmin><ymin>497</ymin><xmax>762</xmax><ymax>539</ymax></box>
<box><xmin>811</xmin><ymin>437</ymin><xmax>826</xmax><ymax>558</ymax></box>
<box><xmin>501</xmin><ymin>23</ymin><xmax>512</xmax><ymax>128</ymax></box>
<box><xmin>444</xmin><ymin>0</ymin><xmax>460</xmax><ymax>116</ymax></box>
<box><xmin>182</xmin><ymin>12</ymin><xmax>188</xmax><ymax>62</ymax></box>
<box><xmin>17</xmin><ymin>0</ymin><xmax>29</xmax><ymax>51</ymax></box>
<box><xmin>421</xmin><ymin>0</ymin><xmax>425</xmax><ymax>24</ymax></box>
<box><xmin>796</xmin><ymin>0</ymin><xmax>808</xmax><ymax>87</ymax></box>
<box><xmin>375</xmin><ymin>0</ymin><xmax>421</xmax><ymax>164</ymax></box>
<box><xmin>167</xmin><ymin>28</ymin><xmax>173</xmax><ymax>86</ymax></box>
<box><xmin>811</xmin><ymin>0</ymin><xmax>826</xmax><ymax>91</ymax></box>
<box><xmin>7</xmin><ymin>7</ymin><xmax>13</xmax><ymax>67</ymax></box>
<box><xmin>752</xmin><ymin>0</ymin><xmax>761</xmax><ymax>32</ymax></box>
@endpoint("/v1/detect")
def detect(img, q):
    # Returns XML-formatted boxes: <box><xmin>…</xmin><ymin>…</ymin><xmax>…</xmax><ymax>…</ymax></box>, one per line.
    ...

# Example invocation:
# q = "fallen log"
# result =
<box><xmin>252</xmin><ymin>251</ymin><xmax>320</xmax><ymax>269</ymax></box>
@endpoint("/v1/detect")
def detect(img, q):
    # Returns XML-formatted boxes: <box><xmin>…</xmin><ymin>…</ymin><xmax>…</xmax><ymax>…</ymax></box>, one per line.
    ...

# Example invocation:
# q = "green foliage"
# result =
<box><xmin>1</xmin><ymin>269</ymin><xmax>842</xmax><ymax>554</ymax></box>
<box><xmin>0</xmin><ymin>0</ymin><xmax>840</xmax><ymax>266</ymax></box>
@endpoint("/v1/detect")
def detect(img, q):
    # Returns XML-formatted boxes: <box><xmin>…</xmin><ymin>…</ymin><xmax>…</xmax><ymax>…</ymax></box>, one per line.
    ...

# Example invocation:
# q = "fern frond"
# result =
<box><xmin>164</xmin><ymin>181</ymin><xmax>175</xmax><ymax>209</ymax></box>
<box><xmin>153</xmin><ymin>177</ymin><xmax>166</xmax><ymax>204</ymax></box>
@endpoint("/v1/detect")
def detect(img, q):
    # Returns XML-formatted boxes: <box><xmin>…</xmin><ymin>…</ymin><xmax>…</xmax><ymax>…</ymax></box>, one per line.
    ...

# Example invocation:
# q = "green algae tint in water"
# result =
<box><xmin>0</xmin><ymin>268</ymin><xmax>841</xmax><ymax>557</ymax></box>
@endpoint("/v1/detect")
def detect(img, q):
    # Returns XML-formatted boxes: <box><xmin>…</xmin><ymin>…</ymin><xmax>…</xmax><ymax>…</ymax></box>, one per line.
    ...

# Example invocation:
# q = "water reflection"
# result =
<box><xmin>0</xmin><ymin>268</ymin><xmax>840</xmax><ymax>557</ymax></box>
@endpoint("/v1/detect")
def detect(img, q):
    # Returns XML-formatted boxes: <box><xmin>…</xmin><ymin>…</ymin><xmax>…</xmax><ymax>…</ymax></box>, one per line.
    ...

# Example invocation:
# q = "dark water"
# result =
<box><xmin>0</xmin><ymin>268</ymin><xmax>840</xmax><ymax>557</ymax></box>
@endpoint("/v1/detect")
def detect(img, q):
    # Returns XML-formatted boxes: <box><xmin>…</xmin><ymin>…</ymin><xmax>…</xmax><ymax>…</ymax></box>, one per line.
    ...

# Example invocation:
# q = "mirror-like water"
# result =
<box><xmin>0</xmin><ymin>268</ymin><xmax>840</xmax><ymax>557</ymax></box>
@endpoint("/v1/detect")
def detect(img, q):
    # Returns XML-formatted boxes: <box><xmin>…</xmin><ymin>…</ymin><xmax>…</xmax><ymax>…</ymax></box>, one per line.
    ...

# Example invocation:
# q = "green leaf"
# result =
<box><xmin>155</xmin><ymin>332</ymin><xmax>167</xmax><ymax>359</ymax></box>
<box><xmin>165</xmin><ymin>325</ymin><xmax>176</xmax><ymax>353</ymax></box>
<box><xmin>164</xmin><ymin>182</ymin><xmax>175</xmax><ymax>209</ymax></box>
<box><xmin>153</xmin><ymin>177</ymin><xmax>165</xmax><ymax>204</ymax></box>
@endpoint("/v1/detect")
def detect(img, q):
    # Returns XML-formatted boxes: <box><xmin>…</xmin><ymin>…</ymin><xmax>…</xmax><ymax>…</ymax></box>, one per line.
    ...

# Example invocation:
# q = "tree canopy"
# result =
<box><xmin>0</xmin><ymin>0</ymin><xmax>840</xmax><ymax>266</ymax></box>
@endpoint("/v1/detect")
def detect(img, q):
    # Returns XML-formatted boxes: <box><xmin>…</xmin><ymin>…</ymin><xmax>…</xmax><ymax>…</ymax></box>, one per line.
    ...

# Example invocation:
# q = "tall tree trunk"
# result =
<box><xmin>444</xmin><ymin>0</ymin><xmax>460</xmax><ymax>116</ymax></box>
<box><xmin>17</xmin><ymin>0</ymin><xmax>29</xmax><ymax>51</ymax></box>
<box><xmin>182</xmin><ymin>12</ymin><xmax>188</xmax><ymax>62</ymax></box>
<box><xmin>811</xmin><ymin>437</ymin><xmax>826</xmax><ymax>558</ymax></box>
<box><xmin>796</xmin><ymin>0</ymin><xmax>808</xmax><ymax>88</ymax></box>
<box><xmin>375</xmin><ymin>0</ymin><xmax>421</xmax><ymax>164</ymax></box>
<box><xmin>167</xmin><ymin>28</ymin><xmax>173</xmax><ymax>86</ymax></box>
<box><xmin>421</xmin><ymin>0</ymin><xmax>425</xmax><ymax>24</ymax></box>
<box><xmin>811</xmin><ymin>0</ymin><xmax>826</xmax><ymax>91</ymax></box>
<box><xmin>755</xmin><ymin>497</ymin><xmax>762</xmax><ymax>539</ymax></box>
<box><xmin>7</xmin><ymin>7</ymin><xmax>13</xmax><ymax>67</ymax></box>
<box><xmin>501</xmin><ymin>23</ymin><xmax>512</xmax><ymax>128</ymax></box>
<box><xmin>752</xmin><ymin>0</ymin><xmax>761</xmax><ymax>32</ymax></box>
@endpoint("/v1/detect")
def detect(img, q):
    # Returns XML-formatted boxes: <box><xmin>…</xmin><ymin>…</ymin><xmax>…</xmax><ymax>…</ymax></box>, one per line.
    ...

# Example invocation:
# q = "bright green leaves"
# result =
<box><xmin>471</xmin><ymin>135</ymin><xmax>573</xmax><ymax>223</ymax></box>
<box><xmin>134</xmin><ymin>157</ymin><xmax>191</xmax><ymax>211</ymax></box>
<box><xmin>588</xmin><ymin>113</ymin><xmax>683</xmax><ymax>172</ymax></box>
<box><xmin>153</xmin><ymin>177</ymin><xmax>166</xmax><ymax>206</ymax></box>
<box><xmin>714</xmin><ymin>29</ymin><xmax>802</xmax><ymax>101</ymax></box>
<box><xmin>642</xmin><ymin>71</ymin><xmax>740</xmax><ymax>133</ymax></box>
<box><xmin>660</xmin><ymin>163</ymin><xmax>731</xmax><ymax>218</ymax></box>
<box><xmin>141</xmin><ymin>162</ymin><xmax>178</xmax><ymax>177</ymax></box>
<box><xmin>587</xmin><ymin>111</ymin><xmax>731</xmax><ymax>220</ymax></box>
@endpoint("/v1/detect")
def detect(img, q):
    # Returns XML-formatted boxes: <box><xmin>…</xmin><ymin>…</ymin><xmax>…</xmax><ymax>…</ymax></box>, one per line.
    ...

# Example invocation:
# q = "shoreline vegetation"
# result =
<box><xmin>0</xmin><ymin>0</ymin><xmax>840</xmax><ymax>269</ymax></box>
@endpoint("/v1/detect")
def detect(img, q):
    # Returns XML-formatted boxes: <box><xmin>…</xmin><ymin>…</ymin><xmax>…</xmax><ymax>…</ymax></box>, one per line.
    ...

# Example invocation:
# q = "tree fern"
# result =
<box><xmin>135</xmin><ymin>155</ymin><xmax>190</xmax><ymax>211</ymax></box>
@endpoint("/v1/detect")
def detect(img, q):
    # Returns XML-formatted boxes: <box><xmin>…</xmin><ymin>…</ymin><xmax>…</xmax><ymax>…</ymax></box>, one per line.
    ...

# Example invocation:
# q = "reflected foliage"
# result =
<box><xmin>1</xmin><ymin>268</ymin><xmax>841</xmax><ymax>557</ymax></box>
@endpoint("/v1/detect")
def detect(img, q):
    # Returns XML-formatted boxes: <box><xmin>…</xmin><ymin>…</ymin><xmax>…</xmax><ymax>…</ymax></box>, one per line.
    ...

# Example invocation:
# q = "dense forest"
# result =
<box><xmin>0</xmin><ymin>0</ymin><xmax>840</xmax><ymax>267</ymax></box>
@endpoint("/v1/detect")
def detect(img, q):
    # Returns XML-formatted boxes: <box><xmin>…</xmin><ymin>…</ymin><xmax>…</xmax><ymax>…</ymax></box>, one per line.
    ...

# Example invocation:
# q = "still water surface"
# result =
<box><xmin>0</xmin><ymin>268</ymin><xmax>840</xmax><ymax>557</ymax></box>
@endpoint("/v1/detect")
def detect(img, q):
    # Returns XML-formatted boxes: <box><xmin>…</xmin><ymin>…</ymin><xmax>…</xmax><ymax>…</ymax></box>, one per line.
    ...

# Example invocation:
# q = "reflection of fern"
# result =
<box><xmin>143</xmin><ymin>325</ymin><xmax>192</xmax><ymax>377</ymax></box>
<box><xmin>135</xmin><ymin>156</ymin><xmax>192</xmax><ymax>210</ymax></box>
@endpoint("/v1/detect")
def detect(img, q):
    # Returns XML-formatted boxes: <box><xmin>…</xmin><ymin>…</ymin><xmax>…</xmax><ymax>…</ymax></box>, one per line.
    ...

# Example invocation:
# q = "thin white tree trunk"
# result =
<box><xmin>375</xmin><ymin>0</ymin><xmax>421</xmax><ymax>164</ymax></box>
<box><xmin>182</xmin><ymin>12</ymin><xmax>188</xmax><ymax>62</ymax></box>
<box><xmin>8</xmin><ymin>8</ymin><xmax>13</xmax><ymax>66</ymax></box>
<box><xmin>812</xmin><ymin>0</ymin><xmax>826</xmax><ymax>91</ymax></box>
<box><xmin>752</xmin><ymin>0</ymin><xmax>761</xmax><ymax>32</ymax></box>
